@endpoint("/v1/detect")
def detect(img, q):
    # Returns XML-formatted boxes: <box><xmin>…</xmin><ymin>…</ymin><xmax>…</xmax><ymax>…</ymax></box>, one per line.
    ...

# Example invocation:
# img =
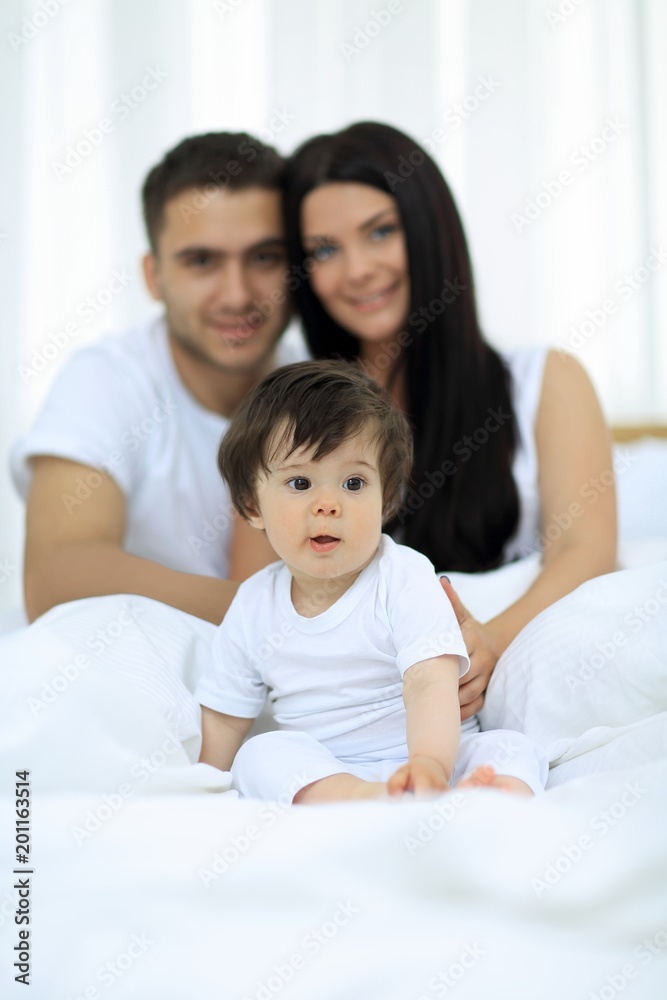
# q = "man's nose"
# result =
<box><xmin>216</xmin><ymin>261</ymin><xmax>254</xmax><ymax>311</ymax></box>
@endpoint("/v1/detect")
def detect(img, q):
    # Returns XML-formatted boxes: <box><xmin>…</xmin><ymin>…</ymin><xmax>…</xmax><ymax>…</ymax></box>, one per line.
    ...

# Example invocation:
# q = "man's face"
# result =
<box><xmin>143</xmin><ymin>185</ymin><xmax>290</xmax><ymax>376</ymax></box>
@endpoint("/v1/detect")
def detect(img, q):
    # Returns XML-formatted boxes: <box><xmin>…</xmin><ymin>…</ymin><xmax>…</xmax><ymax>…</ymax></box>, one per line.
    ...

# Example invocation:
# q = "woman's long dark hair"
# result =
<box><xmin>283</xmin><ymin>122</ymin><xmax>519</xmax><ymax>572</ymax></box>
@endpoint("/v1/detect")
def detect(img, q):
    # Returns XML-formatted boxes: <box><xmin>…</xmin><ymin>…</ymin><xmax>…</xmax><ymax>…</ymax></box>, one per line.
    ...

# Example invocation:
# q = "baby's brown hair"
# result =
<box><xmin>218</xmin><ymin>359</ymin><xmax>413</xmax><ymax>523</ymax></box>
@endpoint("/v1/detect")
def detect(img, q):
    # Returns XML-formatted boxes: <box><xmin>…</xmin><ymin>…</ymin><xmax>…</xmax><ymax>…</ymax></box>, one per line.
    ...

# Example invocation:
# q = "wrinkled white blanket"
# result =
<box><xmin>1</xmin><ymin>563</ymin><xmax>666</xmax><ymax>998</ymax></box>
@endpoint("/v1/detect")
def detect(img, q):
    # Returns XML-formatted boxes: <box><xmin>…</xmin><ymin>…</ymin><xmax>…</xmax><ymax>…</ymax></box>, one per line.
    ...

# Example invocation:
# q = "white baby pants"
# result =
<box><xmin>231</xmin><ymin>725</ymin><xmax>548</xmax><ymax>801</ymax></box>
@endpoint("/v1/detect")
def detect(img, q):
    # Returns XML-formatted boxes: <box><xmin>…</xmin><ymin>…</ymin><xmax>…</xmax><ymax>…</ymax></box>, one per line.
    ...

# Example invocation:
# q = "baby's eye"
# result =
<box><xmin>343</xmin><ymin>477</ymin><xmax>364</xmax><ymax>492</ymax></box>
<box><xmin>287</xmin><ymin>477</ymin><xmax>310</xmax><ymax>491</ymax></box>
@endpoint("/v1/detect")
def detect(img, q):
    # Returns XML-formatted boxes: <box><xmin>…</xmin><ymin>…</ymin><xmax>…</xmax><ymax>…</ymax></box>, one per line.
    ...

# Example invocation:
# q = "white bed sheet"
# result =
<box><xmin>1</xmin><ymin>566</ymin><xmax>666</xmax><ymax>999</ymax></box>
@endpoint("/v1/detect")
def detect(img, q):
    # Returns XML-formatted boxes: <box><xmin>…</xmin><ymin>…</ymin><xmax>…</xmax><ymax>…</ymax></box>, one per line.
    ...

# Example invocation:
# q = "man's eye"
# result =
<box><xmin>287</xmin><ymin>477</ymin><xmax>310</xmax><ymax>491</ymax></box>
<box><xmin>186</xmin><ymin>253</ymin><xmax>213</xmax><ymax>268</ymax></box>
<box><xmin>251</xmin><ymin>250</ymin><xmax>285</xmax><ymax>268</ymax></box>
<box><xmin>343</xmin><ymin>477</ymin><xmax>364</xmax><ymax>491</ymax></box>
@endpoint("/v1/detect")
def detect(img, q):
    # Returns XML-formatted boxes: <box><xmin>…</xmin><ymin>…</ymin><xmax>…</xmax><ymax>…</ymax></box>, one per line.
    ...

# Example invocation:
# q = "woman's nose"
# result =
<box><xmin>343</xmin><ymin>246</ymin><xmax>374</xmax><ymax>283</ymax></box>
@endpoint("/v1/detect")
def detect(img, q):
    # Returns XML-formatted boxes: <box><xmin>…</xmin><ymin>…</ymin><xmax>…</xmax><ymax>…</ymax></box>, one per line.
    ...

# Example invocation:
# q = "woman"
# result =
<box><xmin>282</xmin><ymin>121</ymin><xmax>617</xmax><ymax>717</ymax></box>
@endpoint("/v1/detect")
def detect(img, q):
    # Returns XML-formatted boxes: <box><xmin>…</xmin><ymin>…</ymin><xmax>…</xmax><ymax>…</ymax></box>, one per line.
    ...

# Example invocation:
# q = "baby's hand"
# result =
<box><xmin>387</xmin><ymin>755</ymin><xmax>450</xmax><ymax>797</ymax></box>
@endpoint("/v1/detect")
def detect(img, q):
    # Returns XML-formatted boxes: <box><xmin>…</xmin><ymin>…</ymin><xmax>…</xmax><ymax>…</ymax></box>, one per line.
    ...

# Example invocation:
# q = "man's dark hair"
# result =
<box><xmin>142</xmin><ymin>132</ymin><xmax>285</xmax><ymax>252</ymax></box>
<box><xmin>218</xmin><ymin>360</ymin><xmax>414</xmax><ymax>523</ymax></box>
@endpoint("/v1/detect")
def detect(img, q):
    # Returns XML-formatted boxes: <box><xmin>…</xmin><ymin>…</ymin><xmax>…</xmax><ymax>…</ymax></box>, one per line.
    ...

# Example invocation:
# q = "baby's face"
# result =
<box><xmin>247</xmin><ymin>427</ymin><xmax>384</xmax><ymax>591</ymax></box>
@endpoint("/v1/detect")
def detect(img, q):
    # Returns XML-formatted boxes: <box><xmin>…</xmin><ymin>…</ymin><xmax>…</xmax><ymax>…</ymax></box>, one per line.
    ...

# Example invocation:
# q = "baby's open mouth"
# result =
<box><xmin>309</xmin><ymin>536</ymin><xmax>340</xmax><ymax>551</ymax></box>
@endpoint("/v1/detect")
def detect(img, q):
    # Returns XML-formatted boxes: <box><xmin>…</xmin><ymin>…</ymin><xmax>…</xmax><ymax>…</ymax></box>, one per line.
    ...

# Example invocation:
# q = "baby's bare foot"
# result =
<box><xmin>486</xmin><ymin>775</ymin><xmax>534</xmax><ymax>796</ymax></box>
<box><xmin>457</xmin><ymin>766</ymin><xmax>534</xmax><ymax>796</ymax></box>
<box><xmin>456</xmin><ymin>764</ymin><xmax>497</xmax><ymax>789</ymax></box>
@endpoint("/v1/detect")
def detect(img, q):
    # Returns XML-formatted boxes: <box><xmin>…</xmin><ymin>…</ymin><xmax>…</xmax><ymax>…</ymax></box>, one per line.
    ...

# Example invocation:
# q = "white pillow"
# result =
<box><xmin>479</xmin><ymin>560</ymin><xmax>667</xmax><ymax>759</ymax></box>
<box><xmin>0</xmin><ymin>594</ymin><xmax>216</xmax><ymax>776</ymax></box>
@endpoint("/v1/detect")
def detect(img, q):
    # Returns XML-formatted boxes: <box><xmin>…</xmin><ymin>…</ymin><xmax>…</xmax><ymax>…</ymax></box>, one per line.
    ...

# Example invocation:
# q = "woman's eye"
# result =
<box><xmin>370</xmin><ymin>224</ymin><xmax>397</xmax><ymax>241</ymax></box>
<box><xmin>310</xmin><ymin>244</ymin><xmax>335</xmax><ymax>263</ymax></box>
<box><xmin>343</xmin><ymin>477</ymin><xmax>364</xmax><ymax>492</ymax></box>
<box><xmin>287</xmin><ymin>477</ymin><xmax>310</xmax><ymax>491</ymax></box>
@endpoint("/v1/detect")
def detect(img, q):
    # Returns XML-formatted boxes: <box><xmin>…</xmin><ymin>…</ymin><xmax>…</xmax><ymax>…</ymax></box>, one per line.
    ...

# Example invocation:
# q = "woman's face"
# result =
<box><xmin>300</xmin><ymin>183</ymin><xmax>410</xmax><ymax>351</ymax></box>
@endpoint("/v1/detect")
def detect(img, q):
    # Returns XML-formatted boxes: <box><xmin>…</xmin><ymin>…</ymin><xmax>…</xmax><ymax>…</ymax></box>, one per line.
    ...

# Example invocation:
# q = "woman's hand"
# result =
<box><xmin>440</xmin><ymin>578</ymin><xmax>500</xmax><ymax>719</ymax></box>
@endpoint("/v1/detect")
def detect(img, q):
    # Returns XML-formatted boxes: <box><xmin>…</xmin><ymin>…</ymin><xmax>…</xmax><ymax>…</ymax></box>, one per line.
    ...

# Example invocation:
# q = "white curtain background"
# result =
<box><xmin>1</xmin><ymin>0</ymin><xmax>665</xmax><ymax>610</ymax></box>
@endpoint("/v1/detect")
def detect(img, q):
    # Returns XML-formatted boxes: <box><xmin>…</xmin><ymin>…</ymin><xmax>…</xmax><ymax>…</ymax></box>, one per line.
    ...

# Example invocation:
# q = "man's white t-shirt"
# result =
<box><xmin>196</xmin><ymin>534</ymin><xmax>469</xmax><ymax>760</ymax></box>
<box><xmin>11</xmin><ymin>317</ymin><xmax>307</xmax><ymax>579</ymax></box>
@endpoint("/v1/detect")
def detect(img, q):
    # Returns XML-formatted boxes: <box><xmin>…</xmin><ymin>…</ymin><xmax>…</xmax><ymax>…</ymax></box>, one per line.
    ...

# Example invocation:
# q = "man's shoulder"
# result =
<box><xmin>66</xmin><ymin>317</ymin><xmax>164</xmax><ymax>369</ymax></box>
<box><xmin>46</xmin><ymin>317</ymin><xmax>174</xmax><ymax>405</ymax></box>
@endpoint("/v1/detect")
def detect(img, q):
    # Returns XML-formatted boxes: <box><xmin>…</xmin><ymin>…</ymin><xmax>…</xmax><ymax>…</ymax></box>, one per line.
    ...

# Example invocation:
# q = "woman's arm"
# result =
<box><xmin>387</xmin><ymin>655</ymin><xmax>461</xmax><ymax>795</ymax></box>
<box><xmin>486</xmin><ymin>350</ymin><xmax>617</xmax><ymax>648</ymax></box>
<box><xmin>454</xmin><ymin>350</ymin><xmax>617</xmax><ymax>717</ymax></box>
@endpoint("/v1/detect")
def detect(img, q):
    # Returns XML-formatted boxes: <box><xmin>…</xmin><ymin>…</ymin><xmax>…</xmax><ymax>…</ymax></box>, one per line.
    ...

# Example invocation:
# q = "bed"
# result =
<box><xmin>0</xmin><ymin>430</ymin><xmax>666</xmax><ymax>999</ymax></box>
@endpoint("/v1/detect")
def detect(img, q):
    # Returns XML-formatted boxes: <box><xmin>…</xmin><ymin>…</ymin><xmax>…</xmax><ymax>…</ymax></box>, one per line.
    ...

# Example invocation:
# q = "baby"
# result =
<box><xmin>197</xmin><ymin>360</ymin><xmax>546</xmax><ymax>802</ymax></box>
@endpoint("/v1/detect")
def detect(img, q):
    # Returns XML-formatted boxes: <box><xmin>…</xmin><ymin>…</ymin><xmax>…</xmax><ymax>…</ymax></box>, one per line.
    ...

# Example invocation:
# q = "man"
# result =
<box><xmin>11</xmin><ymin>132</ymin><xmax>303</xmax><ymax>624</ymax></box>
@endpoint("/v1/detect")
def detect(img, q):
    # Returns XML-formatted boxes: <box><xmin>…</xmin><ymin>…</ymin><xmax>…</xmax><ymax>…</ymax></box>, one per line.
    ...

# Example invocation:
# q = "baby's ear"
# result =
<box><xmin>242</xmin><ymin>497</ymin><xmax>264</xmax><ymax>531</ymax></box>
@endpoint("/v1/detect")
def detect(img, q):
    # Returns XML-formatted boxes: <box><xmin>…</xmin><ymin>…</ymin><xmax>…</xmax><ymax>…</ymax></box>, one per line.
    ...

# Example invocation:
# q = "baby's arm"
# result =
<box><xmin>388</xmin><ymin>655</ymin><xmax>461</xmax><ymax>796</ymax></box>
<box><xmin>199</xmin><ymin>706</ymin><xmax>255</xmax><ymax>772</ymax></box>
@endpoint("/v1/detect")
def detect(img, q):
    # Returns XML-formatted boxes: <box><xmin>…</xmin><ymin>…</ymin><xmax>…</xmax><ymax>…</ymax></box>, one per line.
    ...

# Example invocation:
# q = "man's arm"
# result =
<box><xmin>24</xmin><ymin>456</ymin><xmax>239</xmax><ymax>624</ymax></box>
<box><xmin>387</xmin><ymin>655</ymin><xmax>461</xmax><ymax>795</ymax></box>
<box><xmin>199</xmin><ymin>706</ymin><xmax>254</xmax><ymax>771</ymax></box>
